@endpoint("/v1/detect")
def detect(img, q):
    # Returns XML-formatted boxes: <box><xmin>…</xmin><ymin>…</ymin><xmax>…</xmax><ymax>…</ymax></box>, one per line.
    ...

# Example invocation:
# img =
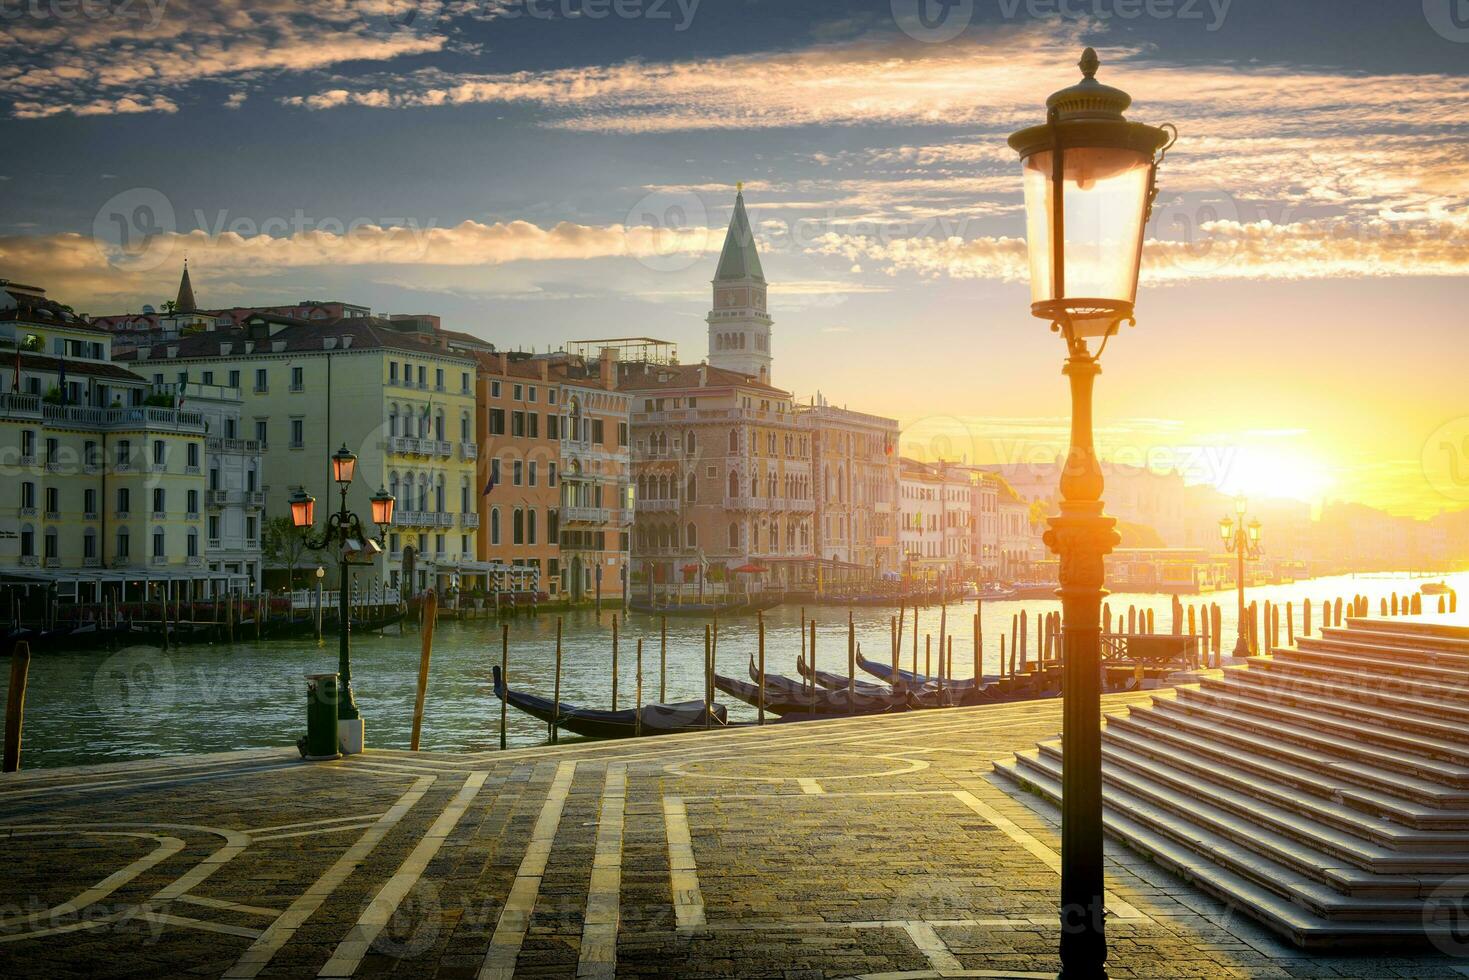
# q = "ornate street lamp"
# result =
<box><xmin>1221</xmin><ymin>497</ymin><xmax>1264</xmax><ymax>659</ymax></box>
<box><xmin>289</xmin><ymin>454</ymin><xmax>395</xmax><ymax>743</ymax></box>
<box><xmin>1009</xmin><ymin>48</ymin><xmax>1174</xmax><ymax>980</ymax></box>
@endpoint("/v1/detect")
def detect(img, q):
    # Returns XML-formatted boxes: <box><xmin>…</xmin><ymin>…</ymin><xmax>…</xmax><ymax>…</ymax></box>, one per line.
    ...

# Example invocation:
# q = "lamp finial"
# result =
<box><xmin>737</xmin><ymin>181</ymin><xmax>744</xmax><ymax>193</ymax></box>
<box><xmin>1079</xmin><ymin>47</ymin><xmax>1099</xmax><ymax>79</ymax></box>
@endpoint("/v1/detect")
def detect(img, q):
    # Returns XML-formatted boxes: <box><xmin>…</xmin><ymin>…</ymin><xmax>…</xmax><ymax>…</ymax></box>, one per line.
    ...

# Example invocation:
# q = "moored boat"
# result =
<box><xmin>491</xmin><ymin>666</ymin><xmax>727</xmax><ymax>739</ymax></box>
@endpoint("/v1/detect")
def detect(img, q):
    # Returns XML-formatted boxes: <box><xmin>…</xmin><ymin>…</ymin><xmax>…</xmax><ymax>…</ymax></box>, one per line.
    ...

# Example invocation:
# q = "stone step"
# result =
<box><xmin>1224</xmin><ymin>663</ymin><xmax>1469</xmax><ymax>730</ymax></box>
<box><xmin>997</xmin><ymin>752</ymin><xmax>1443</xmax><ymax>931</ymax></box>
<box><xmin>1151</xmin><ymin>694</ymin><xmax>1469</xmax><ymax>789</ymax></box>
<box><xmin>1327</xmin><ymin>623</ymin><xmax>1469</xmax><ymax>658</ymax></box>
<box><xmin>1032</xmin><ymin>739</ymin><xmax>1466</xmax><ymax>888</ymax></box>
<box><xmin>1101</xmin><ymin>722</ymin><xmax>1469</xmax><ymax>845</ymax></box>
<box><xmin>1104</xmin><ymin>709</ymin><xmax>1469</xmax><ymax>830</ymax></box>
<box><xmin>1347</xmin><ymin>617</ymin><xmax>1469</xmax><ymax>646</ymax></box>
<box><xmin>1129</xmin><ymin>697</ymin><xmax>1469</xmax><ymax>808</ymax></box>
<box><xmin>1177</xmin><ymin>684</ymin><xmax>1469</xmax><ymax>766</ymax></box>
<box><xmin>1284</xmin><ymin>639</ymin><xmax>1469</xmax><ymax>684</ymax></box>
<box><xmin>1250</xmin><ymin>657</ymin><xmax>1469</xmax><ymax>724</ymax></box>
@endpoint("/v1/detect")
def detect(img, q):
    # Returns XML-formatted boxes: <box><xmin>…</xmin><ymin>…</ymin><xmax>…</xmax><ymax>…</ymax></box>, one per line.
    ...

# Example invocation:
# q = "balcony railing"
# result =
<box><xmin>206</xmin><ymin>490</ymin><xmax>228</xmax><ymax>508</ymax></box>
<box><xmin>111</xmin><ymin>556</ymin><xmax>132</xmax><ymax>568</ymax></box>
<box><xmin>18</xmin><ymin>555</ymin><xmax>38</xmax><ymax>567</ymax></box>
<box><xmin>208</xmin><ymin>537</ymin><xmax>222</xmax><ymax>549</ymax></box>
<box><xmin>44</xmin><ymin>557</ymin><xmax>60</xmax><ymax>568</ymax></box>
<box><xmin>83</xmin><ymin>556</ymin><xmax>101</xmax><ymax>568</ymax></box>
<box><xmin>44</xmin><ymin>510</ymin><xmax>60</xmax><ymax>521</ymax></box>
<box><xmin>461</xmin><ymin>513</ymin><xmax>480</xmax><ymax>529</ymax></box>
<box><xmin>186</xmin><ymin>556</ymin><xmax>204</xmax><ymax>567</ymax></box>
<box><xmin>638</xmin><ymin>499</ymin><xmax>680</xmax><ymax>512</ymax></box>
<box><xmin>460</xmin><ymin>443</ymin><xmax>479</xmax><ymax>460</ymax></box>
<box><xmin>83</xmin><ymin>511</ymin><xmax>98</xmax><ymax>521</ymax></box>
<box><xmin>207</xmin><ymin>436</ymin><xmax>264</xmax><ymax>455</ymax></box>
<box><xmin>151</xmin><ymin>510</ymin><xmax>166</xmax><ymax>521</ymax></box>
<box><xmin>151</xmin><ymin>555</ymin><xmax>168</xmax><ymax>567</ymax></box>
<box><xmin>185</xmin><ymin>511</ymin><xmax>200</xmax><ymax>521</ymax></box>
<box><xmin>246</xmin><ymin>491</ymin><xmax>265</xmax><ymax>508</ymax></box>
<box><xmin>18</xmin><ymin>506</ymin><xmax>36</xmax><ymax>518</ymax></box>
<box><xmin>431</xmin><ymin>440</ymin><xmax>453</xmax><ymax>457</ymax></box>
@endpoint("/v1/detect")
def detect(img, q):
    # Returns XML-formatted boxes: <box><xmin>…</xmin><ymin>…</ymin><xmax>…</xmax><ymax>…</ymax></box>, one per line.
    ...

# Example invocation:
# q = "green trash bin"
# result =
<box><xmin>301</xmin><ymin>672</ymin><xmax>341</xmax><ymax>761</ymax></box>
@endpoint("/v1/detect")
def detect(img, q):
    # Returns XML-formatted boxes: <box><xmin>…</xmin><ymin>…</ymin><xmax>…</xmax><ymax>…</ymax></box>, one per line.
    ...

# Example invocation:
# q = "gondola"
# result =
<box><xmin>261</xmin><ymin>610</ymin><xmax>405</xmax><ymax>640</ymax></box>
<box><xmin>123</xmin><ymin>622</ymin><xmax>219</xmax><ymax>646</ymax></box>
<box><xmin>716</xmin><ymin>659</ymin><xmax>908</xmax><ymax>716</ymax></box>
<box><xmin>491</xmin><ymin>666</ymin><xmax>728</xmax><ymax>739</ymax></box>
<box><xmin>854</xmin><ymin>649</ymin><xmax>997</xmax><ymax>693</ymax></box>
<box><xmin>792</xmin><ymin>654</ymin><xmax>894</xmax><ymax>696</ymax></box>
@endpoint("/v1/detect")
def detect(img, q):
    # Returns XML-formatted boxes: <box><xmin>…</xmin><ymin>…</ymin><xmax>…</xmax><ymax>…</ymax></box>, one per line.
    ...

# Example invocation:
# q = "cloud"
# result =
<box><xmin>804</xmin><ymin>211</ymin><xmax>1469</xmax><ymax>285</ymax></box>
<box><xmin>0</xmin><ymin>0</ymin><xmax>461</xmax><ymax>118</ymax></box>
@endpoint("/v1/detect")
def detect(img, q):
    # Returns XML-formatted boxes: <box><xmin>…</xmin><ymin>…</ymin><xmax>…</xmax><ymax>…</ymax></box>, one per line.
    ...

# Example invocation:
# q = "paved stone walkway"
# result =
<box><xmin>1</xmin><ymin>691</ymin><xmax>1465</xmax><ymax>979</ymax></box>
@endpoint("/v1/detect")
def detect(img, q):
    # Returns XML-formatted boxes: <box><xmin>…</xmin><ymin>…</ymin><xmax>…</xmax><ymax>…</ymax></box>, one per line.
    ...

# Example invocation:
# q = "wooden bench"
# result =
<box><xmin>1102</xmin><ymin>633</ymin><xmax>1201</xmax><ymax>691</ymax></box>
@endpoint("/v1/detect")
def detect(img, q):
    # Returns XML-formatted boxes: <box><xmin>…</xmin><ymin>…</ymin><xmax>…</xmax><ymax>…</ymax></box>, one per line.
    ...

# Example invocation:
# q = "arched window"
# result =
<box><xmin>770</xmin><ymin>522</ymin><xmax>779</xmax><ymax>551</ymax></box>
<box><xmin>526</xmin><ymin>508</ymin><xmax>537</xmax><ymax>545</ymax></box>
<box><xmin>513</xmin><ymin>508</ymin><xmax>525</xmax><ymax>545</ymax></box>
<box><xmin>686</xmin><ymin>523</ymin><xmax>698</xmax><ymax>548</ymax></box>
<box><xmin>728</xmin><ymin>429</ymin><xmax>738</xmax><ymax>453</ymax></box>
<box><xmin>728</xmin><ymin>522</ymin><xmax>739</xmax><ymax>549</ymax></box>
<box><xmin>435</xmin><ymin>474</ymin><xmax>446</xmax><ymax>513</ymax></box>
<box><xmin>389</xmin><ymin>404</ymin><xmax>400</xmax><ymax>437</ymax></box>
<box><xmin>687</xmin><ymin>473</ymin><xmax>697</xmax><ymax>503</ymax></box>
<box><xmin>389</xmin><ymin>471</ymin><xmax>400</xmax><ymax>503</ymax></box>
<box><xmin>491</xmin><ymin>507</ymin><xmax>501</xmax><ymax>546</ymax></box>
<box><xmin>750</xmin><ymin>474</ymin><xmax>757</xmax><ymax>496</ymax></box>
<box><xmin>435</xmin><ymin>410</ymin><xmax>445</xmax><ymax>441</ymax></box>
<box><xmin>728</xmin><ymin>471</ymin><xmax>739</xmax><ymax>497</ymax></box>
<box><xmin>686</xmin><ymin>431</ymin><xmax>696</xmax><ymax>456</ymax></box>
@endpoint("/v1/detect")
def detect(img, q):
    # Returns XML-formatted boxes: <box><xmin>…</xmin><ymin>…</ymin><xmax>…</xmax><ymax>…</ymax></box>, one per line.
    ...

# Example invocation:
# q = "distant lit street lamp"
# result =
<box><xmin>1009</xmin><ymin>48</ymin><xmax>1174</xmax><ymax>979</ymax></box>
<box><xmin>289</xmin><ymin>445</ymin><xmax>396</xmax><ymax>742</ymax></box>
<box><xmin>1220</xmin><ymin>496</ymin><xmax>1263</xmax><ymax>659</ymax></box>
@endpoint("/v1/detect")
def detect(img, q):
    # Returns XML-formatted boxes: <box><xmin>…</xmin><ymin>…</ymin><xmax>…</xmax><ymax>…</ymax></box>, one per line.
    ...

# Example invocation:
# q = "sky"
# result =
<box><xmin>0</xmin><ymin>0</ymin><xmax>1466</xmax><ymax>519</ymax></box>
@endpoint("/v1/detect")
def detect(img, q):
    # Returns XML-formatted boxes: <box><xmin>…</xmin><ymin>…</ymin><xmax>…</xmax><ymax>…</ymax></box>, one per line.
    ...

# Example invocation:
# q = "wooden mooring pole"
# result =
<box><xmin>500</xmin><ymin>623</ymin><xmax>509</xmax><ymax>750</ymax></box>
<box><xmin>611</xmin><ymin>614</ymin><xmax>620</xmax><ymax>711</ymax></box>
<box><xmin>410</xmin><ymin>592</ymin><xmax>436</xmax><ymax>751</ymax></box>
<box><xmin>4</xmin><ymin>641</ymin><xmax>29</xmax><ymax>772</ymax></box>
<box><xmin>552</xmin><ymin>617</ymin><xmax>562</xmax><ymax>744</ymax></box>
<box><xmin>757</xmin><ymin>612</ymin><xmax>766</xmax><ymax>726</ymax></box>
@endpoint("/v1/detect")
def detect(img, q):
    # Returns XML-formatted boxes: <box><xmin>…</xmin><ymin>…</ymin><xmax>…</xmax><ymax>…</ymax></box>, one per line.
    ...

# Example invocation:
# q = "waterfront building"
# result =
<box><xmin>117</xmin><ymin>310</ymin><xmax>480</xmax><ymax>592</ymax></box>
<box><xmin>797</xmin><ymin>395</ymin><xmax>901</xmax><ymax>578</ymax></box>
<box><xmin>0</xmin><ymin>280</ymin><xmax>227</xmax><ymax>598</ymax></box>
<box><xmin>615</xmin><ymin>340</ymin><xmax>814</xmax><ymax>595</ymax></box>
<box><xmin>898</xmin><ymin>458</ymin><xmax>971</xmax><ymax>582</ymax></box>
<box><xmin>558</xmin><ymin>345</ymin><xmax>633</xmax><ymax>603</ymax></box>
<box><xmin>471</xmin><ymin>349</ymin><xmax>631</xmax><ymax>603</ymax></box>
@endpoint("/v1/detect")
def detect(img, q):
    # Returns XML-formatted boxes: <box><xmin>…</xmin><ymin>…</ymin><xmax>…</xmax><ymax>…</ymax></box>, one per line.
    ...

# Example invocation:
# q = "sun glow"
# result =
<box><xmin>1212</xmin><ymin>446</ymin><xmax>1334</xmax><ymax>504</ymax></box>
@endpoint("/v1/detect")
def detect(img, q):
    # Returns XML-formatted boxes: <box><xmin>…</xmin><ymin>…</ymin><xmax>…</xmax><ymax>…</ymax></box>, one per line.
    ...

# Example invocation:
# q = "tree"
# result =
<box><xmin>262</xmin><ymin>516</ymin><xmax>311</xmax><ymax>592</ymax></box>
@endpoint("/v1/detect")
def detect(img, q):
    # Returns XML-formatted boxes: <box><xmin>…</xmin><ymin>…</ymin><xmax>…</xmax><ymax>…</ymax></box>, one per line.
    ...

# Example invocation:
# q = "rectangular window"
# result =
<box><xmin>44</xmin><ymin>486</ymin><xmax>57</xmax><ymax>514</ymax></box>
<box><xmin>489</xmin><ymin>408</ymin><xmax>505</xmax><ymax>436</ymax></box>
<box><xmin>618</xmin><ymin>422</ymin><xmax>628</xmax><ymax>447</ymax></box>
<box><xmin>528</xmin><ymin>461</ymin><xmax>537</xmax><ymax>487</ymax></box>
<box><xmin>511</xmin><ymin>411</ymin><xmax>525</xmax><ymax>437</ymax></box>
<box><xmin>390</xmin><ymin>362</ymin><xmax>399</xmax><ymax>383</ymax></box>
<box><xmin>291</xmin><ymin>366</ymin><xmax>304</xmax><ymax>390</ymax></box>
<box><xmin>513</xmin><ymin>384</ymin><xmax>522</xmax><ymax>400</ymax></box>
<box><xmin>528</xmin><ymin>386</ymin><xmax>537</xmax><ymax>403</ymax></box>
<box><xmin>83</xmin><ymin>534</ymin><xmax>96</xmax><ymax>559</ymax></box>
<box><xmin>246</xmin><ymin>516</ymin><xmax>256</xmax><ymax>542</ymax></box>
<box><xmin>435</xmin><ymin>368</ymin><xmax>444</xmax><ymax>390</ymax></box>
<box><xmin>548</xmin><ymin>462</ymin><xmax>557</xmax><ymax>487</ymax></box>
<box><xmin>228</xmin><ymin>369</ymin><xmax>240</xmax><ymax>388</ymax></box>
<box><xmin>153</xmin><ymin>487</ymin><xmax>165</xmax><ymax>514</ymax></box>
<box><xmin>202</xmin><ymin>370</ymin><xmax>214</xmax><ymax>385</ymax></box>
<box><xmin>187</xmin><ymin>442</ymin><xmax>199</xmax><ymax>468</ymax></box>
<box><xmin>255</xmin><ymin>419</ymin><xmax>267</xmax><ymax>444</ymax></box>
<box><xmin>592</xmin><ymin>419</ymin><xmax>605</xmax><ymax>444</ymax></box>
<box><xmin>152</xmin><ymin>440</ymin><xmax>165</xmax><ymax>465</ymax></box>
<box><xmin>117</xmin><ymin>487</ymin><xmax>130</xmax><ymax>515</ymax></box>
<box><xmin>546</xmin><ymin>415</ymin><xmax>559</xmax><ymax>440</ymax></box>
<box><xmin>417</xmin><ymin>366</ymin><xmax>426</xmax><ymax>388</ymax></box>
<box><xmin>461</xmin><ymin>372</ymin><xmax>470</xmax><ymax>392</ymax></box>
<box><xmin>187</xmin><ymin>489</ymin><xmax>198</xmax><ymax>514</ymax></box>
<box><xmin>528</xmin><ymin>413</ymin><xmax>539</xmax><ymax>439</ymax></box>
<box><xmin>290</xmin><ymin>419</ymin><xmax>304</xmax><ymax>448</ymax></box>
<box><xmin>490</xmin><ymin>457</ymin><xmax>501</xmax><ymax>486</ymax></box>
<box><xmin>254</xmin><ymin>368</ymin><xmax>267</xmax><ymax>392</ymax></box>
<box><xmin>512</xmin><ymin>459</ymin><xmax>523</xmax><ymax>486</ymax></box>
<box><xmin>491</xmin><ymin>381</ymin><xmax>501</xmax><ymax>398</ymax></box>
<box><xmin>84</xmin><ymin>488</ymin><xmax>96</xmax><ymax>515</ymax></box>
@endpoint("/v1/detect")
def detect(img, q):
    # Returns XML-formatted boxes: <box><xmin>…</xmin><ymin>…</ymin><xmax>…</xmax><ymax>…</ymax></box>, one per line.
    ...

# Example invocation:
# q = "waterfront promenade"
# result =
<box><xmin>1</xmin><ymin>691</ymin><xmax>1463</xmax><ymax>979</ymax></box>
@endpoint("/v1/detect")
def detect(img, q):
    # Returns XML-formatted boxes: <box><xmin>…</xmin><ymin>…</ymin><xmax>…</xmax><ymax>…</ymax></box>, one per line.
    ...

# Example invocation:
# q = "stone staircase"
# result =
<box><xmin>994</xmin><ymin>617</ymin><xmax>1469</xmax><ymax>949</ymax></box>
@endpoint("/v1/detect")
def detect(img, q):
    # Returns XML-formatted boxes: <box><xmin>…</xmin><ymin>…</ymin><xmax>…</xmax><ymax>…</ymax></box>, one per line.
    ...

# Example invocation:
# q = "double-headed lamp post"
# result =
<box><xmin>1220</xmin><ymin>496</ymin><xmax>1263</xmax><ymax>658</ymax></box>
<box><xmin>289</xmin><ymin>445</ymin><xmax>396</xmax><ymax>731</ymax></box>
<box><xmin>1008</xmin><ymin>48</ymin><xmax>1174</xmax><ymax>980</ymax></box>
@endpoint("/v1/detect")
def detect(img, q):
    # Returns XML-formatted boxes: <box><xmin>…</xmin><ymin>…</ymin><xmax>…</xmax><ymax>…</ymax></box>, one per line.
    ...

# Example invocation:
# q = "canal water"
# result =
<box><xmin>3</xmin><ymin>571</ymin><xmax>1464</xmax><ymax>770</ymax></box>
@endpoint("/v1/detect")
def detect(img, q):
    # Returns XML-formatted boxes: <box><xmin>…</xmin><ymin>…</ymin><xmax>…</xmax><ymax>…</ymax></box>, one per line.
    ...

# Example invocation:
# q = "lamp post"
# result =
<box><xmin>1220</xmin><ymin>497</ymin><xmax>1263</xmax><ymax>659</ymax></box>
<box><xmin>1008</xmin><ymin>48</ymin><xmax>1174</xmax><ymax>980</ymax></box>
<box><xmin>289</xmin><ymin>445</ymin><xmax>395</xmax><ymax>750</ymax></box>
<box><xmin>315</xmin><ymin>565</ymin><xmax>325</xmax><ymax>642</ymax></box>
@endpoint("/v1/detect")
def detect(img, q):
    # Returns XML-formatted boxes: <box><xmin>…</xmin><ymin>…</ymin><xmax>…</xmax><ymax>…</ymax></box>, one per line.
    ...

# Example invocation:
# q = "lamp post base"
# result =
<box><xmin>1232</xmin><ymin>632</ymin><xmax>1254</xmax><ymax>661</ymax></box>
<box><xmin>338</xmin><ymin>717</ymin><xmax>365</xmax><ymax>755</ymax></box>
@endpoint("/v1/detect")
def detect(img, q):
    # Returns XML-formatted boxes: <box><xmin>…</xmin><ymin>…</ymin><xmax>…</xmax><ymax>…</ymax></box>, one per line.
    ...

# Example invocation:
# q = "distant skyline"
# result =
<box><xmin>1</xmin><ymin>0</ymin><xmax>1466</xmax><ymax>518</ymax></box>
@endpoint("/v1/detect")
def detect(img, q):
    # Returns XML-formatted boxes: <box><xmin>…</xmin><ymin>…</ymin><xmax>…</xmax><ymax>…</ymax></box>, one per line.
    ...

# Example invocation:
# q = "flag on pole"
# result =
<box><xmin>176</xmin><ymin>371</ymin><xmax>188</xmax><ymax>409</ymax></box>
<box><xmin>11</xmin><ymin>345</ymin><xmax>19</xmax><ymax>393</ymax></box>
<box><xmin>56</xmin><ymin>354</ymin><xmax>66</xmax><ymax>404</ymax></box>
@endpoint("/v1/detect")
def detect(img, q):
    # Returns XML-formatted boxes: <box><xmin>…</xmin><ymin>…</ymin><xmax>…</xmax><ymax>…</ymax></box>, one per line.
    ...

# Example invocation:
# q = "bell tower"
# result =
<box><xmin>707</xmin><ymin>185</ymin><xmax>773</xmax><ymax>384</ymax></box>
